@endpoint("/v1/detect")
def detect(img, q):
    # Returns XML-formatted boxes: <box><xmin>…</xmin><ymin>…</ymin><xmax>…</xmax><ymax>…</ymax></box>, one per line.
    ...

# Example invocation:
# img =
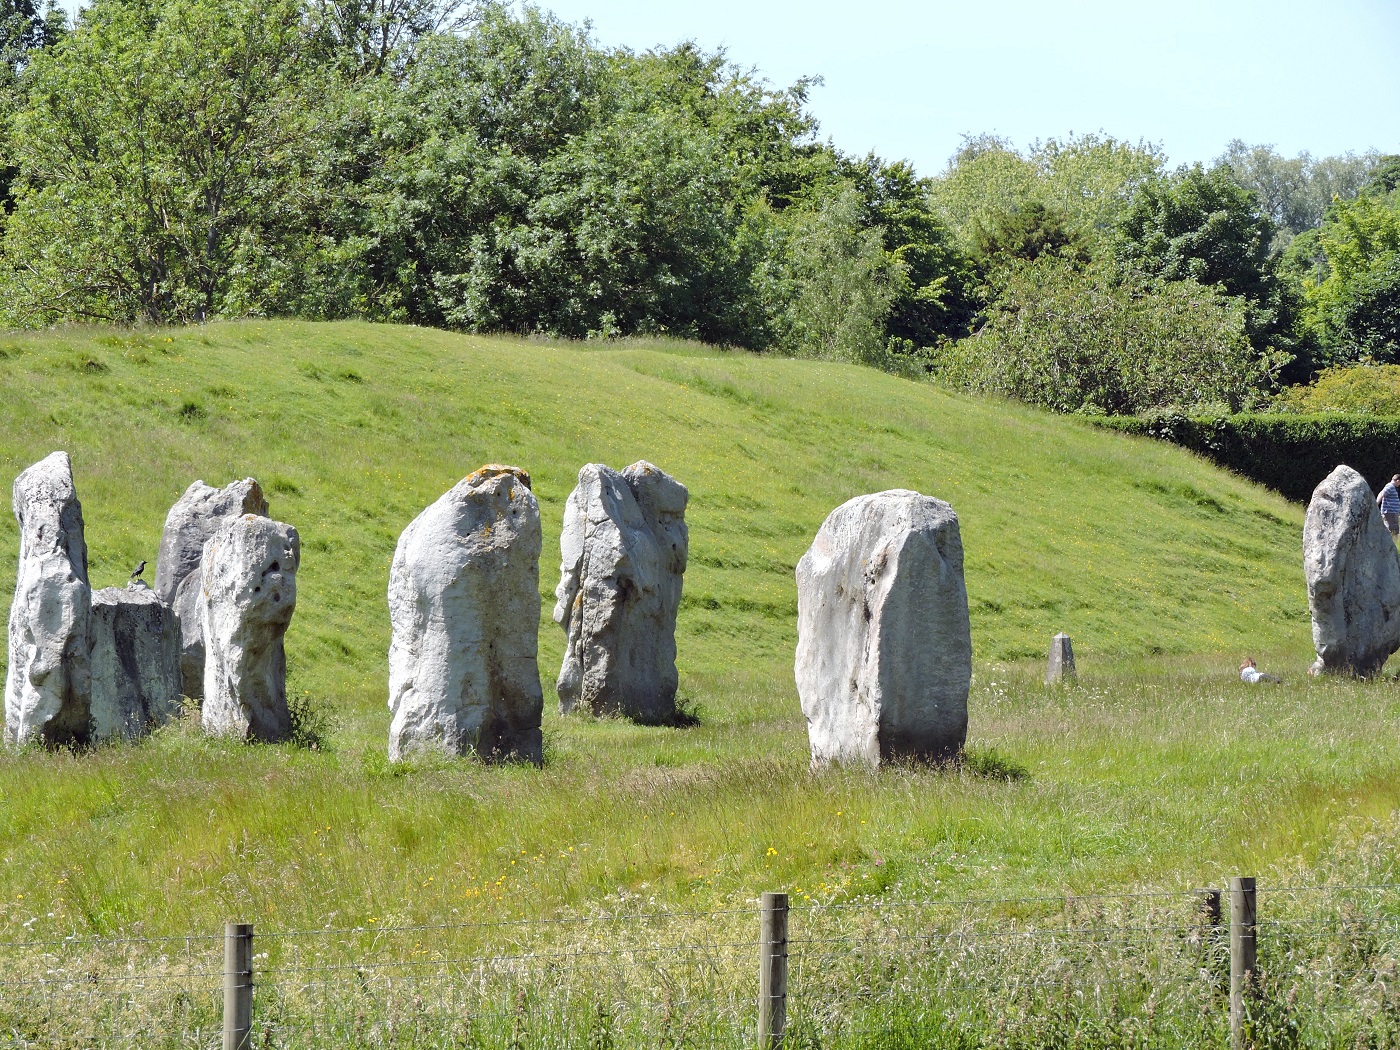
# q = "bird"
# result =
<box><xmin>129</xmin><ymin>560</ymin><xmax>146</xmax><ymax>581</ymax></box>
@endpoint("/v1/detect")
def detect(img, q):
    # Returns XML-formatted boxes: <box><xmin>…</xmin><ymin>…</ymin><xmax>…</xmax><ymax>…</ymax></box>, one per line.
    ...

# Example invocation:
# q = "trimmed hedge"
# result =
<box><xmin>1090</xmin><ymin>413</ymin><xmax>1400</xmax><ymax>503</ymax></box>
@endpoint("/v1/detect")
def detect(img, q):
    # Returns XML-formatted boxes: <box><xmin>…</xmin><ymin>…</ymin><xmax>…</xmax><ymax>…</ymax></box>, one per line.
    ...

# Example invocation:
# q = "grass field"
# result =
<box><xmin>3</xmin><ymin>320</ymin><xmax>1399</xmax><ymax>1046</ymax></box>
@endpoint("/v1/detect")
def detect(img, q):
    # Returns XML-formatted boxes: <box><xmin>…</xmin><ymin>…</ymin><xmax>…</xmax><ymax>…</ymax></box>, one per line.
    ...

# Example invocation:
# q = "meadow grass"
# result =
<box><xmin>0</xmin><ymin>320</ymin><xmax>1393</xmax><ymax>1045</ymax></box>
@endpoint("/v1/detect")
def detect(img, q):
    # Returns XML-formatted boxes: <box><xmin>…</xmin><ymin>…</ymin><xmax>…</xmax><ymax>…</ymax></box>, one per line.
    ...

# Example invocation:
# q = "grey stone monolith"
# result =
<box><xmin>1304</xmin><ymin>465</ymin><xmax>1400</xmax><ymax>677</ymax></box>
<box><xmin>89</xmin><ymin>583</ymin><xmax>181</xmax><ymax>740</ymax></box>
<box><xmin>387</xmin><ymin>465</ymin><xmax>543</xmax><ymax>763</ymax></box>
<box><xmin>199</xmin><ymin>514</ymin><xmax>299</xmax><ymax>741</ymax></box>
<box><xmin>155</xmin><ymin>478</ymin><xmax>268</xmax><ymax>699</ymax></box>
<box><xmin>554</xmin><ymin>460</ymin><xmax>688</xmax><ymax>722</ymax></box>
<box><xmin>1046</xmin><ymin>633</ymin><xmax>1076</xmax><ymax>684</ymax></box>
<box><xmin>5</xmin><ymin>452</ymin><xmax>92</xmax><ymax>747</ymax></box>
<box><xmin>795</xmin><ymin>489</ymin><xmax>971</xmax><ymax>769</ymax></box>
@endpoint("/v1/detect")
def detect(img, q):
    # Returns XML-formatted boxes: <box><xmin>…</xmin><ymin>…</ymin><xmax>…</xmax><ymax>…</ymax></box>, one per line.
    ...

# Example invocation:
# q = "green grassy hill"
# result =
<box><xmin>4</xmin><ymin>320</ymin><xmax>1384</xmax><ymax>955</ymax></box>
<box><xmin>0</xmin><ymin>319</ymin><xmax>1308</xmax><ymax>687</ymax></box>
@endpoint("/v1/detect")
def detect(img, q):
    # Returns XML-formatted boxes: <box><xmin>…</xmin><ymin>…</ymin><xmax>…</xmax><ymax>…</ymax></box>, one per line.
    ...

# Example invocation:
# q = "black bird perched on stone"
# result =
<box><xmin>129</xmin><ymin>560</ymin><xmax>146</xmax><ymax>581</ymax></box>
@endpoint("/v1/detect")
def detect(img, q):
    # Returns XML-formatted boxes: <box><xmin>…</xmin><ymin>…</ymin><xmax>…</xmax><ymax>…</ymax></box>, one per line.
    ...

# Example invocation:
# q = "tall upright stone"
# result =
<box><xmin>795</xmin><ymin>490</ymin><xmax>972</xmax><ymax>769</ymax></box>
<box><xmin>89</xmin><ymin>583</ymin><xmax>181</xmax><ymax>740</ymax></box>
<box><xmin>554</xmin><ymin>460</ymin><xmax>688</xmax><ymax>722</ymax></box>
<box><xmin>200</xmin><ymin>514</ymin><xmax>299</xmax><ymax>741</ymax></box>
<box><xmin>1304</xmin><ymin>464</ymin><xmax>1400</xmax><ymax>677</ymax></box>
<box><xmin>155</xmin><ymin>478</ymin><xmax>268</xmax><ymax>699</ymax></box>
<box><xmin>5</xmin><ymin>452</ymin><xmax>92</xmax><ymax>747</ymax></box>
<box><xmin>388</xmin><ymin>465</ymin><xmax>543</xmax><ymax>763</ymax></box>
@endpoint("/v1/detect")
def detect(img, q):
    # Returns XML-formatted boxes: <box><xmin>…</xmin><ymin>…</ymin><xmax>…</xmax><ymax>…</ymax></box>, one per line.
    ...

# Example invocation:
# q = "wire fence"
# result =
<box><xmin>4</xmin><ymin>880</ymin><xmax>1400</xmax><ymax>1047</ymax></box>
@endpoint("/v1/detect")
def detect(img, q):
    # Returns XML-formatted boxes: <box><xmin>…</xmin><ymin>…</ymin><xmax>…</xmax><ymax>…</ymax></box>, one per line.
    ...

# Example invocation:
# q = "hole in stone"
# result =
<box><xmin>254</xmin><ymin>586</ymin><xmax>261</xmax><ymax>593</ymax></box>
<box><xmin>269</xmin><ymin>561</ymin><xmax>279</xmax><ymax>572</ymax></box>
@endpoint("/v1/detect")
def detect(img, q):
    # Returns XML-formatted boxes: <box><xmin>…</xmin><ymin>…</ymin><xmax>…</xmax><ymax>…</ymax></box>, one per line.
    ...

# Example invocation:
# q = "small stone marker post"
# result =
<box><xmin>1046</xmin><ymin>632</ymin><xmax>1076</xmax><ymax>684</ymax></box>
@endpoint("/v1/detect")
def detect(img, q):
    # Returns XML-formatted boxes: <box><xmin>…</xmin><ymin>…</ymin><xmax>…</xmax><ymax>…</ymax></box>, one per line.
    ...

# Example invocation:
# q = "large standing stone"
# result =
<box><xmin>554</xmin><ymin>461</ymin><xmax>688</xmax><ymax>722</ymax></box>
<box><xmin>154</xmin><ymin>478</ymin><xmax>268</xmax><ymax>699</ymax></box>
<box><xmin>387</xmin><ymin>465</ymin><xmax>543</xmax><ymax>763</ymax></box>
<box><xmin>5</xmin><ymin>452</ymin><xmax>92</xmax><ymax>747</ymax></box>
<box><xmin>1304</xmin><ymin>465</ymin><xmax>1400</xmax><ymax>677</ymax></box>
<box><xmin>795</xmin><ymin>489</ymin><xmax>972</xmax><ymax>769</ymax></box>
<box><xmin>89</xmin><ymin>583</ymin><xmax>181</xmax><ymax>740</ymax></box>
<box><xmin>200</xmin><ymin>514</ymin><xmax>299</xmax><ymax>741</ymax></box>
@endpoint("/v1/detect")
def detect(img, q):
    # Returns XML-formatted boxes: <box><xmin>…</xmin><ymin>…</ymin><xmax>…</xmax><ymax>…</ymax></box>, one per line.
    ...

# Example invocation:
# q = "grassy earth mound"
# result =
<box><xmin>0</xmin><ymin>319</ymin><xmax>1373</xmax><ymax>949</ymax></box>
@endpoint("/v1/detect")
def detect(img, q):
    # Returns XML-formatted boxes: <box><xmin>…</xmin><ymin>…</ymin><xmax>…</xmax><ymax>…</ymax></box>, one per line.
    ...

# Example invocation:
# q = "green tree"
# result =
<box><xmin>971</xmin><ymin>200</ymin><xmax>1088</xmax><ymax>268</ymax></box>
<box><xmin>837</xmin><ymin>153</ymin><xmax>973</xmax><ymax>347</ymax></box>
<box><xmin>1295</xmin><ymin>188</ymin><xmax>1400</xmax><ymax>363</ymax></box>
<box><xmin>756</xmin><ymin>184</ymin><xmax>906</xmax><ymax>366</ymax></box>
<box><xmin>929</xmin><ymin>133</ymin><xmax>1163</xmax><ymax>252</ymax></box>
<box><xmin>361</xmin><ymin>10</ymin><xmax>825</xmax><ymax>344</ymax></box>
<box><xmin>1214</xmin><ymin>141</ymin><xmax>1382</xmax><ymax>245</ymax></box>
<box><xmin>1113</xmin><ymin>164</ymin><xmax>1290</xmax><ymax>358</ymax></box>
<box><xmin>0</xmin><ymin>0</ymin><xmax>327</xmax><ymax>324</ymax></box>
<box><xmin>0</xmin><ymin>0</ymin><xmax>64</xmax><ymax>216</ymax></box>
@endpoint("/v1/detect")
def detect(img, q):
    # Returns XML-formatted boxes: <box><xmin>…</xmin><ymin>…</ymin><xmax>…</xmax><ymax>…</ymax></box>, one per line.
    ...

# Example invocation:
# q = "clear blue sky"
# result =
<box><xmin>538</xmin><ymin>0</ymin><xmax>1400</xmax><ymax>175</ymax></box>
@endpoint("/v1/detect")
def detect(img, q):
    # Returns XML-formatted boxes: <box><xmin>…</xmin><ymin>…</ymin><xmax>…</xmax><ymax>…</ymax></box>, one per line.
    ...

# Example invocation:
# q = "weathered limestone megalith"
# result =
<box><xmin>199</xmin><ymin>514</ymin><xmax>299</xmax><ymax>741</ymax></box>
<box><xmin>89</xmin><ymin>583</ymin><xmax>181</xmax><ymax>740</ymax></box>
<box><xmin>554</xmin><ymin>461</ymin><xmax>688</xmax><ymax>722</ymax></box>
<box><xmin>795</xmin><ymin>490</ymin><xmax>972</xmax><ymax>769</ymax></box>
<box><xmin>5</xmin><ymin>453</ymin><xmax>92</xmax><ymax>747</ymax></box>
<box><xmin>1046</xmin><ymin>633</ymin><xmax>1076</xmax><ymax>684</ymax></box>
<box><xmin>1304</xmin><ymin>465</ymin><xmax>1400</xmax><ymax>677</ymax></box>
<box><xmin>387</xmin><ymin>465</ymin><xmax>544</xmax><ymax>763</ymax></box>
<box><xmin>154</xmin><ymin>478</ymin><xmax>268</xmax><ymax>699</ymax></box>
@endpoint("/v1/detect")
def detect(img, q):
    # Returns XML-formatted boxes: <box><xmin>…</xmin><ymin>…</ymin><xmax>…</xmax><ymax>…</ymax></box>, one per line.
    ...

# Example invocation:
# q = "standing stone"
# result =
<box><xmin>387</xmin><ymin>465</ymin><xmax>543</xmax><ymax>763</ymax></box>
<box><xmin>154</xmin><ymin>478</ymin><xmax>268</xmax><ymax>699</ymax></box>
<box><xmin>89</xmin><ymin>583</ymin><xmax>181</xmax><ymax>740</ymax></box>
<box><xmin>1046</xmin><ymin>633</ymin><xmax>1076</xmax><ymax>684</ymax></box>
<box><xmin>795</xmin><ymin>490</ymin><xmax>972</xmax><ymax>769</ymax></box>
<box><xmin>6</xmin><ymin>453</ymin><xmax>91</xmax><ymax>747</ymax></box>
<box><xmin>554</xmin><ymin>461</ymin><xmax>688</xmax><ymax>722</ymax></box>
<box><xmin>1304</xmin><ymin>465</ymin><xmax>1400</xmax><ymax>677</ymax></box>
<box><xmin>200</xmin><ymin>514</ymin><xmax>299</xmax><ymax>741</ymax></box>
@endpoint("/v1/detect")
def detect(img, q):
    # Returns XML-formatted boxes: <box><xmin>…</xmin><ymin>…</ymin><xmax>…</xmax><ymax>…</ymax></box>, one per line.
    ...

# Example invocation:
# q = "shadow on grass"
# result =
<box><xmin>960</xmin><ymin>746</ymin><xmax>1030</xmax><ymax>783</ymax></box>
<box><xmin>628</xmin><ymin>695</ymin><xmax>702</xmax><ymax>729</ymax></box>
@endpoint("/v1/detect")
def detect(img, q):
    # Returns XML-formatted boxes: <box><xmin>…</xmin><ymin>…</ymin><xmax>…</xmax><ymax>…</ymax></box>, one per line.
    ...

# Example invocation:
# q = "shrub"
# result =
<box><xmin>1273</xmin><ymin>364</ymin><xmax>1400</xmax><ymax>415</ymax></box>
<box><xmin>938</xmin><ymin>259</ymin><xmax>1279</xmax><ymax>415</ymax></box>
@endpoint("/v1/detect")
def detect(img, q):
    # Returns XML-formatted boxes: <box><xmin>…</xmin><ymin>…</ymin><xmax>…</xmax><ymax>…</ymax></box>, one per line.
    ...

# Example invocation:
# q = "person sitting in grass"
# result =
<box><xmin>1378</xmin><ymin>475</ymin><xmax>1400</xmax><ymax>538</ymax></box>
<box><xmin>1239</xmin><ymin>658</ymin><xmax>1281</xmax><ymax>684</ymax></box>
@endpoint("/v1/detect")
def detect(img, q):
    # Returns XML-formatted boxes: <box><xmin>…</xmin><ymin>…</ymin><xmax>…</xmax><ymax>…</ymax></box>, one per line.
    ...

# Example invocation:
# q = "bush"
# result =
<box><xmin>938</xmin><ymin>259</ymin><xmax>1278</xmax><ymax>415</ymax></box>
<box><xmin>1092</xmin><ymin>412</ymin><xmax>1400</xmax><ymax>502</ymax></box>
<box><xmin>1273</xmin><ymin>363</ymin><xmax>1400</xmax><ymax>414</ymax></box>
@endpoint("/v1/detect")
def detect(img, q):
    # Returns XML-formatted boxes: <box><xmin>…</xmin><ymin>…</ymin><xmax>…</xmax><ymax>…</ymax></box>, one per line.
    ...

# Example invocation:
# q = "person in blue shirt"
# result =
<box><xmin>1378</xmin><ymin>475</ymin><xmax>1400</xmax><ymax>537</ymax></box>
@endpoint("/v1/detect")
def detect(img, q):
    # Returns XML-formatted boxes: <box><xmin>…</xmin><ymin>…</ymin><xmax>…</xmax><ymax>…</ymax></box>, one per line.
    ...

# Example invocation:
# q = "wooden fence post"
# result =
<box><xmin>1230</xmin><ymin>877</ymin><xmax>1256</xmax><ymax>1050</ymax></box>
<box><xmin>223</xmin><ymin>921</ymin><xmax>254</xmax><ymax>1050</ymax></box>
<box><xmin>758</xmin><ymin>892</ymin><xmax>789</xmax><ymax>1050</ymax></box>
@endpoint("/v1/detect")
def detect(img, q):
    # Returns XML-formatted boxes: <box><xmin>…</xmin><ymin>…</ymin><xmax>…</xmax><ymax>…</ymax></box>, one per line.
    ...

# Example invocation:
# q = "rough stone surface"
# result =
<box><xmin>1046</xmin><ymin>633</ymin><xmax>1076</xmax><ymax>684</ymax></box>
<box><xmin>795</xmin><ymin>489</ymin><xmax>972</xmax><ymax>769</ymax></box>
<box><xmin>200</xmin><ymin>514</ymin><xmax>299</xmax><ymax>741</ymax></box>
<box><xmin>388</xmin><ymin>465</ymin><xmax>544</xmax><ymax>763</ymax></box>
<box><xmin>89</xmin><ymin>583</ymin><xmax>181</xmax><ymax>740</ymax></box>
<box><xmin>554</xmin><ymin>461</ymin><xmax>688</xmax><ymax>722</ymax></box>
<box><xmin>5</xmin><ymin>452</ymin><xmax>92</xmax><ymax>747</ymax></box>
<box><xmin>1304</xmin><ymin>465</ymin><xmax>1400</xmax><ymax>677</ymax></box>
<box><xmin>155</xmin><ymin>478</ymin><xmax>268</xmax><ymax>699</ymax></box>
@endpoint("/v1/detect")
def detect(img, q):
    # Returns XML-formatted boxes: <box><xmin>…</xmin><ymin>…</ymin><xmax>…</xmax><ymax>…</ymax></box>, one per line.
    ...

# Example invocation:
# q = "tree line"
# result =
<box><xmin>1</xmin><ymin>0</ymin><xmax>1396</xmax><ymax>415</ymax></box>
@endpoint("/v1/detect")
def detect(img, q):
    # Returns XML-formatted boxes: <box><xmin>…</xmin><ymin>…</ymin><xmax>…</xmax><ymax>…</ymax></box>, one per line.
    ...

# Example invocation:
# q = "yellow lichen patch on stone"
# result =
<box><xmin>467</xmin><ymin>464</ymin><xmax>531</xmax><ymax>490</ymax></box>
